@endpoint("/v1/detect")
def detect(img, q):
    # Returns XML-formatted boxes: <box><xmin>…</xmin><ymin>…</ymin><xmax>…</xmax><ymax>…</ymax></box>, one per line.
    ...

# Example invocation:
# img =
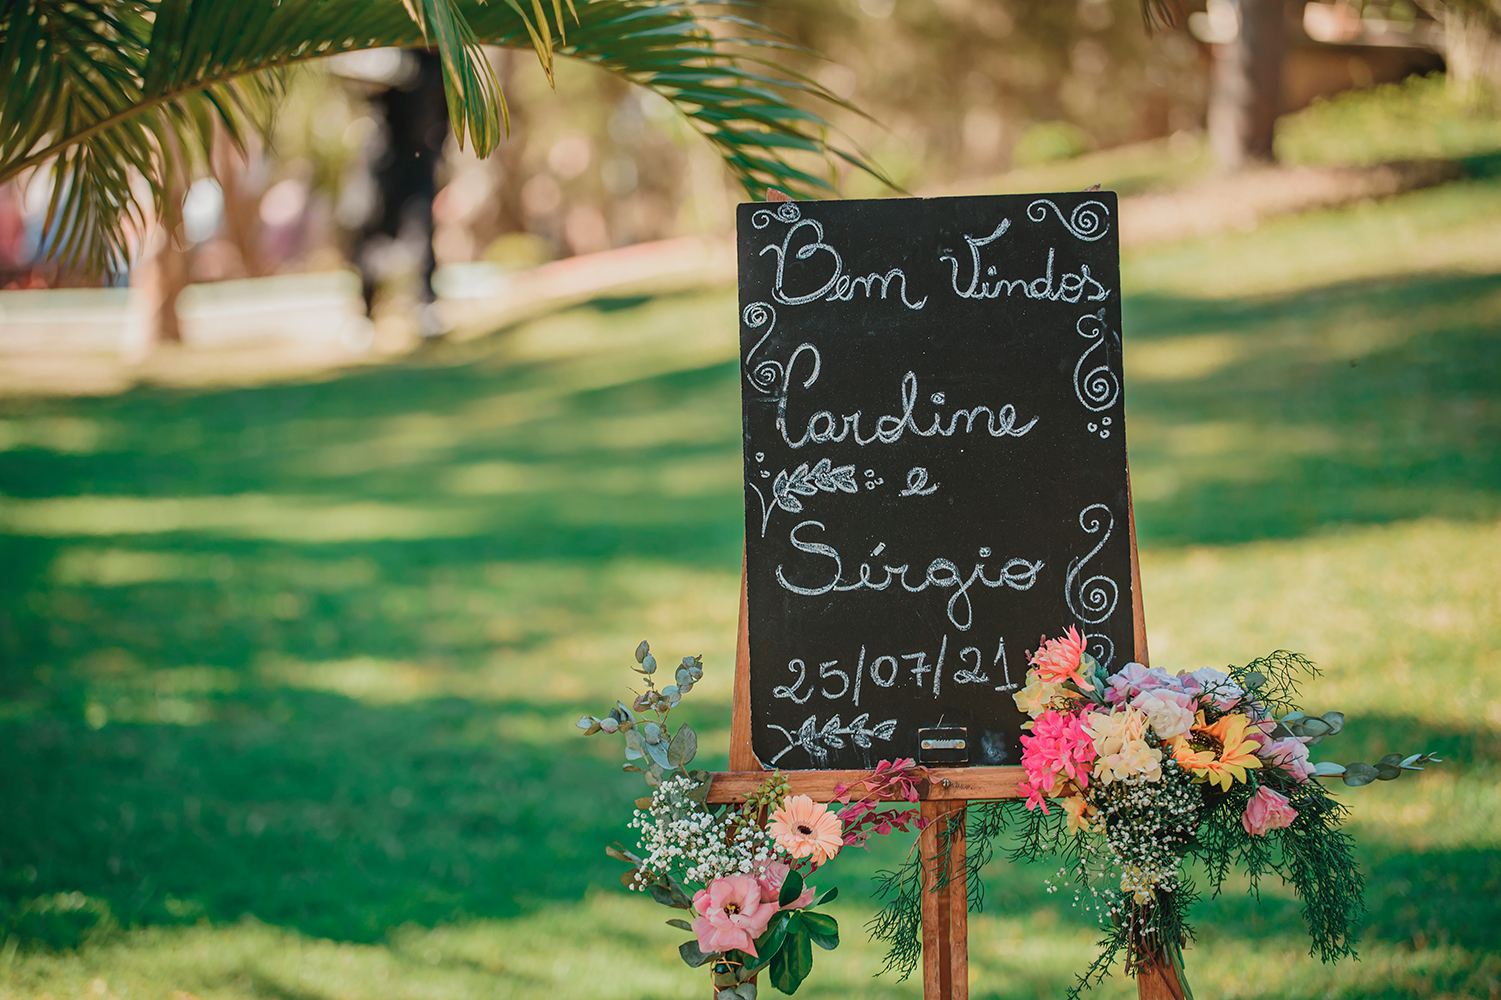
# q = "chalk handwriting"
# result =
<box><xmin>941</xmin><ymin>219</ymin><xmax>1109</xmax><ymax>303</ymax></box>
<box><xmin>775</xmin><ymin>521</ymin><xmax>1044</xmax><ymax>630</ymax></box>
<box><xmin>753</xmin><ymin>202</ymin><xmax>927</xmax><ymax>310</ymax></box>
<box><xmin>769</xmin><ymin>633</ymin><xmax>1021</xmax><ymax>708</ymax></box>
<box><xmin>899</xmin><ymin>466</ymin><xmax>939</xmax><ymax>496</ymax></box>
<box><xmin>777</xmin><ymin>343</ymin><xmax>1038</xmax><ymax>449</ymax></box>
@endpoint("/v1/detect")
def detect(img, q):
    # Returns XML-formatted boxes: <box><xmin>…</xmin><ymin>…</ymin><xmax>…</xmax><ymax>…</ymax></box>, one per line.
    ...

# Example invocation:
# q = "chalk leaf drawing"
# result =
<box><xmin>742</xmin><ymin>300</ymin><xmax>781</xmax><ymax>396</ymax></box>
<box><xmin>773</xmin><ymin>458</ymin><xmax>859</xmax><ymax>513</ymax></box>
<box><xmin>1065</xmin><ymin>502</ymin><xmax>1119</xmax><ymax>626</ymax></box>
<box><xmin>1027</xmin><ymin>198</ymin><xmax>1110</xmax><ymax>242</ymax></box>
<box><xmin>766</xmin><ymin>713</ymin><xmax>898</xmax><ymax>766</ymax></box>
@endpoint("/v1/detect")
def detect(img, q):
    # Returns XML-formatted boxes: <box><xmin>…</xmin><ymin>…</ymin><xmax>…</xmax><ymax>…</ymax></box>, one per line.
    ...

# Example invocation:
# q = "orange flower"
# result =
<box><xmin>1170</xmin><ymin>711</ymin><xmax>1263</xmax><ymax>791</ymax></box>
<box><xmin>1029</xmin><ymin>626</ymin><xmax>1095</xmax><ymax>692</ymax></box>
<box><xmin>768</xmin><ymin>794</ymin><xmax>843</xmax><ymax>866</ymax></box>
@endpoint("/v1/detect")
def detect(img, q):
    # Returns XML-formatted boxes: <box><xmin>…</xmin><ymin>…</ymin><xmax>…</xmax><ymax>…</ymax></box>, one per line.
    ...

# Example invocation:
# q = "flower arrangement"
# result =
<box><xmin>577</xmin><ymin>641</ymin><xmax>927</xmax><ymax>998</ymax></box>
<box><xmin>998</xmin><ymin>627</ymin><xmax>1442</xmax><ymax>996</ymax></box>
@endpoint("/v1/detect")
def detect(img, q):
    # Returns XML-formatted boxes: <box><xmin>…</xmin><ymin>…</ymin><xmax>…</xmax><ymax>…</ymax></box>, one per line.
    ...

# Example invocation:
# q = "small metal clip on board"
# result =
<box><xmin>917</xmin><ymin>726</ymin><xmax>970</xmax><ymax>766</ymax></box>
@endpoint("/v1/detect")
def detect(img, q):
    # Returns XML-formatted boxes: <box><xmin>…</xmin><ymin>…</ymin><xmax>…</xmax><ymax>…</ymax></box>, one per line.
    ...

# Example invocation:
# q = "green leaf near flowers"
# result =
<box><xmin>1342</xmin><ymin>762</ymin><xmax>1379</xmax><ymax>786</ymax></box>
<box><xmin>814</xmin><ymin>886</ymin><xmax>838</xmax><ymax>906</ymax></box>
<box><xmin>769</xmin><ymin>921</ymin><xmax>815</xmax><ymax>994</ymax></box>
<box><xmin>778</xmin><ymin>868</ymin><xmax>805</xmax><ymax>907</ymax></box>
<box><xmin>666</xmin><ymin>918</ymin><xmax>693</xmax><ymax>931</ymax></box>
<box><xmin>679</xmin><ymin>939</ymin><xmax>715</xmax><ymax>968</ymax></box>
<box><xmin>801</xmin><ymin>911</ymin><xmax>840</xmax><ymax>950</ymax></box>
<box><xmin>668</xmin><ymin>724</ymin><xmax>698</xmax><ymax>769</ymax></box>
<box><xmin>743</xmin><ymin>912</ymin><xmax>793</xmax><ymax>974</ymax></box>
<box><xmin>649</xmin><ymin>881</ymin><xmax>690</xmax><ymax>909</ymax></box>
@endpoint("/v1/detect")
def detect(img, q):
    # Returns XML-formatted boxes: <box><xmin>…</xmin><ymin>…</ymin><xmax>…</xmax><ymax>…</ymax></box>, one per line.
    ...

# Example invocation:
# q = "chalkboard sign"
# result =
<box><xmin>738</xmin><ymin>193</ymin><xmax>1132</xmax><ymax>771</ymax></box>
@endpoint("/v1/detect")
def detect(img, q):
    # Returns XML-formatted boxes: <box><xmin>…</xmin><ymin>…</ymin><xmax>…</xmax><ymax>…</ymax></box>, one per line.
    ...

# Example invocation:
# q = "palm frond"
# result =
<box><xmin>0</xmin><ymin>0</ymin><xmax>887</xmax><ymax>277</ymax></box>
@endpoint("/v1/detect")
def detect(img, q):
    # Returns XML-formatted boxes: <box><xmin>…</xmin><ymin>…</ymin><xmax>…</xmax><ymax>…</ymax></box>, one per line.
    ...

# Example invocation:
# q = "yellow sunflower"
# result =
<box><xmin>1170</xmin><ymin>711</ymin><xmax>1262</xmax><ymax>791</ymax></box>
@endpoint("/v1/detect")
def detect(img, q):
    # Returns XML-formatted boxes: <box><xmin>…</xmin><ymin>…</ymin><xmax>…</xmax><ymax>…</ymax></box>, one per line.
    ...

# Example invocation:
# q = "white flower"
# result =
<box><xmin>1131</xmin><ymin>688</ymin><xmax>1196</xmax><ymax>739</ymax></box>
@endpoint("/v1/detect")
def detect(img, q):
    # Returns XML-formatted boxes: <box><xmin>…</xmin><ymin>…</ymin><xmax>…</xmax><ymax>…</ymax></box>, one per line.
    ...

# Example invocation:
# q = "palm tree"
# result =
<box><xmin>0</xmin><ymin>0</ymin><xmax>886</xmax><ymax>278</ymax></box>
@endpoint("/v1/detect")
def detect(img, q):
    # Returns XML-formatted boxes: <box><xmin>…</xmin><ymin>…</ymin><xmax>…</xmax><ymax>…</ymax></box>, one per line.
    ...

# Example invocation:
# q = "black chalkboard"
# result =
<box><xmin>738</xmin><ymin>193</ymin><xmax>1132</xmax><ymax>771</ymax></box>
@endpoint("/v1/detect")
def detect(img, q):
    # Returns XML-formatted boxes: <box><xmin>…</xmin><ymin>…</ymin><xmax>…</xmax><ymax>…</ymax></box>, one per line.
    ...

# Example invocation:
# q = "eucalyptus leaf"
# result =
<box><xmin>668</xmin><ymin>725</ymin><xmax>699</xmax><ymax>769</ymax></box>
<box><xmin>1281</xmin><ymin>711</ymin><xmax>1307</xmax><ymax>725</ymax></box>
<box><xmin>676</xmin><ymin>665</ymin><xmax>693</xmax><ymax>687</ymax></box>
<box><xmin>665</xmin><ymin>875</ymin><xmax>694</xmax><ymax>909</ymax></box>
<box><xmin>624</xmin><ymin>729</ymin><xmax>645</xmax><ymax>761</ymax></box>
<box><xmin>667</xmin><ymin>918</ymin><xmax>693</xmax><ymax>931</ymax></box>
<box><xmin>636</xmin><ymin>640</ymin><xmax>650</xmax><ymax>664</ymax></box>
<box><xmin>621</xmin><ymin>763</ymin><xmax>644</xmax><ymax>773</ymax></box>
<box><xmin>1342</xmin><ymin>762</ymin><xmax>1379</xmax><ymax>786</ymax></box>
<box><xmin>1321</xmin><ymin>711</ymin><xmax>1345</xmax><ymax>736</ymax></box>
<box><xmin>620</xmin><ymin>869</ymin><xmax>639</xmax><ymax>889</ymax></box>
<box><xmin>1244</xmin><ymin>670</ymin><xmax>1267</xmax><ymax>689</ymax></box>
<box><xmin>679</xmin><ymin>939</ymin><xmax>714</xmax><ymax>968</ymax></box>
<box><xmin>643</xmin><ymin>722</ymin><xmax>662</xmax><ymax>745</ymax></box>
<box><xmin>1378</xmin><ymin>753</ymin><xmax>1405</xmax><ymax>767</ymax></box>
<box><xmin>615</xmin><ymin>701</ymin><xmax>636</xmax><ymax>723</ymax></box>
<box><xmin>644</xmin><ymin>767</ymin><xmax>661</xmax><ymax>788</ymax></box>
<box><xmin>1374</xmin><ymin>762</ymin><xmax>1402</xmax><ymax>780</ymax></box>
<box><xmin>661</xmin><ymin>685</ymin><xmax>681</xmax><ymax>707</ymax></box>
<box><xmin>605</xmin><ymin>841</ymin><xmax>644</xmax><ymax>865</ymax></box>
<box><xmin>1312</xmin><ymin>761</ymin><xmax>1347</xmax><ymax>776</ymax></box>
<box><xmin>642</xmin><ymin>653</ymin><xmax>658</xmax><ymax>675</ymax></box>
<box><xmin>635</xmin><ymin>796</ymin><xmax>654</xmax><ymax>810</ymax></box>
<box><xmin>648</xmin><ymin>882</ymin><xmax>689</xmax><ymax>909</ymax></box>
<box><xmin>645</xmin><ymin>739</ymin><xmax>672</xmax><ymax>771</ymax></box>
<box><xmin>801</xmin><ymin>911</ymin><xmax>839</xmax><ymax>951</ymax></box>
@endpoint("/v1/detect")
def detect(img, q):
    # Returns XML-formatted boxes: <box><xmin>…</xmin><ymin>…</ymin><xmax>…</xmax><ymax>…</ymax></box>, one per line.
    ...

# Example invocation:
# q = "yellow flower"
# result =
<box><xmin>1084</xmin><ymin>708</ymin><xmax>1162</xmax><ymax>785</ymax></box>
<box><xmin>1062</xmin><ymin>794</ymin><xmax>1096</xmax><ymax>835</ymax></box>
<box><xmin>1013</xmin><ymin>678</ymin><xmax>1063</xmax><ymax>720</ymax></box>
<box><xmin>1170</xmin><ymin>711</ymin><xmax>1263</xmax><ymax>791</ymax></box>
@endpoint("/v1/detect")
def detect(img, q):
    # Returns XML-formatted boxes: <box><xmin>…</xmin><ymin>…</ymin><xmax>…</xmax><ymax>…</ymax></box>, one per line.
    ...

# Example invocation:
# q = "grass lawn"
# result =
<box><xmin>1</xmin><ymin>171</ymin><xmax>1499</xmax><ymax>999</ymax></box>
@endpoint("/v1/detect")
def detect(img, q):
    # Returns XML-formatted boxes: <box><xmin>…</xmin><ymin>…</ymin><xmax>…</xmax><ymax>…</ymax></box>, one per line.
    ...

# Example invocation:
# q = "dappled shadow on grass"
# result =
<box><xmin>1124</xmin><ymin>271</ymin><xmax>1501</xmax><ymax>547</ymax></box>
<box><xmin>0</xmin><ymin>688</ymin><xmax>692</xmax><ymax>948</ymax></box>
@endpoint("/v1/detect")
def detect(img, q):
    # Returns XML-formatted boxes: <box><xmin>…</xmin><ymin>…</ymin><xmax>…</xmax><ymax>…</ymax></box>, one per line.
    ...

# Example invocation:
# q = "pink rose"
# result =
<box><xmin>1241</xmin><ymin>786</ymin><xmax>1298</xmax><ymax>837</ymax></box>
<box><xmin>692</xmin><ymin>874</ymin><xmax>777</xmax><ymax>956</ymax></box>
<box><xmin>756</xmin><ymin>860</ymin><xmax>815</xmax><ymax>909</ymax></box>
<box><xmin>1259</xmin><ymin>737</ymin><xmax>1315</xmax><ymax>783</ymax></box>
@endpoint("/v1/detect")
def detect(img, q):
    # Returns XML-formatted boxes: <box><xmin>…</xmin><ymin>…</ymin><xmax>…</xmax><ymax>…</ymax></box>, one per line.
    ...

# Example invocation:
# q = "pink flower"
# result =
<box><xmin>1029</xmin><ymin>626</ymin><xmax>1095</xmax><ymax>691</ymax></box>
<box><xmin>1241</xmin><ymin>786</ymin><xmax>1299</xmax><ymax>837</ymax></box>
<box><xmin>1259</xmin><ymin>737</ymin><xmax>1315</xmax><ymax>783</ymax></box>
<box><xmin>1131</xmin><ymin>688</ymin><xmax>1197</xmax><ymax>739</ymax></box>
<box><xmin>1019</xmin><ymin>709</ymin><xmax>1098</xmax><ymax>811</ymax></box>
<box><xmin>1103</xmin><ymin>661</ymin><xmax>1187</xmax><ymax>705</ymax></box>
<box><xmin>692</xmin><ymin>875</ymin><xmax>777</xmax><ymax>956</ymax></box>
<box><xmin>756</xmin><ymin>860</ymin><xmax>814</xmax><ymax>910</ymax></box>
<box><xmin>768</xmin><ymin>795</ymin><xmax>843</xmax><ymax>866</ymax></box>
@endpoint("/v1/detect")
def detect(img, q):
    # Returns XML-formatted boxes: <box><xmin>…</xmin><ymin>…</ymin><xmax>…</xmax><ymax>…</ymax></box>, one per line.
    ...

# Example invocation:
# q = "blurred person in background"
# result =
<box><xmin>333</xmin><ymin>49</ymin><xmax>449</xmax><ymax>338</ymax></box>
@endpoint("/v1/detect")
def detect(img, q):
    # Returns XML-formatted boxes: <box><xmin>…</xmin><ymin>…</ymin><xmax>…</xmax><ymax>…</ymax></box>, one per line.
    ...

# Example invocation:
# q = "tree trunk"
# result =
<box><xmin>1208</xmin><ymin>0</ymin><xmax>1288</xmax><ymax>171</ymax></box>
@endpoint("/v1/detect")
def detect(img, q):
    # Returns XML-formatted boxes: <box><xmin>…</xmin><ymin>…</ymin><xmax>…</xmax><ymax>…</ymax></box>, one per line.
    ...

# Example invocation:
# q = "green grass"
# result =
<box><xmin>1</xmin><ymin>175</ymin><xmax>1500</xmax><ymax>999</ymax></box>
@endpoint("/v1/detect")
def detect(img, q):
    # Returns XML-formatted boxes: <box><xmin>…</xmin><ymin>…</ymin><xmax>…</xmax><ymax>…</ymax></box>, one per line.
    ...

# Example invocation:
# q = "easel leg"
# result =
<box><xmin>1136</xmin><ymin>956</ymin><xmax>1185</xmax><ymax>1000</ymax></box>
<box><xmin>920</xmin><ymin>799</ymin><xmax>968</xmax><ymax>1000</ymax></box>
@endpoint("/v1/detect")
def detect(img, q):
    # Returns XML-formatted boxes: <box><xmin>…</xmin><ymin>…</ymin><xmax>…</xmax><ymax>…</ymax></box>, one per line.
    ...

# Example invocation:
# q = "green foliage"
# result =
<box><xmin>0</xmin><ymin>0</ymin><xmax>889</xmax><ymax>276</ymax></box>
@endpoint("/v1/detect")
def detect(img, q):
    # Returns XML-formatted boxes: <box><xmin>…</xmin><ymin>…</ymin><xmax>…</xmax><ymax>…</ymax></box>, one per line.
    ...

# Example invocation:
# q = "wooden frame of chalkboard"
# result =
<box><xmin>706</xmin><ymin>191</ymin><xmax>1179</xmax><ymax>1000</ymax></box>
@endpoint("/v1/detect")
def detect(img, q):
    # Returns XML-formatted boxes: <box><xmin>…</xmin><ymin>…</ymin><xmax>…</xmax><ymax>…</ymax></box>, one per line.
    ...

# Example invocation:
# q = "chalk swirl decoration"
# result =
<box><xmin>1084</xmin><ymin>633</ymin><xmax>1115</xmax><ymax>672</ymax></box>
<box><xmin>1074</xmin><ymin>312</ymin><xmax>1120</xmax><ymax>414</ymax></box>
<box><xmin>751</xmin><ymin>201</ymin><xmax>802</xmax><ymax>228</ymax></box>
<box><xmin>742</xmin><ymin>301</ymin><xmax>781</xmax><ymax>395</ymax></box>
<box><xmin>1066</xmin><ymin>503</ymin><xmax>1119</xmax><ymax>625</ymax></box>
<box><xmin>1027</xmin><ymin>198</ymin><xmax>1110</xmax><ymax>242</ymax></box>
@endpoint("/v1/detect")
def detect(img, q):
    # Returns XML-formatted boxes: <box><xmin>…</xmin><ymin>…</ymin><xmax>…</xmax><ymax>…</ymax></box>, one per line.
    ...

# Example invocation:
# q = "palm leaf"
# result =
<box><xmin>0</xmin><ymin>0</ymin><xmax>890</xmax><ymax>277</ymax></box>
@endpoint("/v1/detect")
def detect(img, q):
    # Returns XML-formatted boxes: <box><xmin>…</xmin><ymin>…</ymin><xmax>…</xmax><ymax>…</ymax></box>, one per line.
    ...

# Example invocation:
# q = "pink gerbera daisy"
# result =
<box><xmin>768</xmin><ymin>794</ymin><xmax>843</xmax><ymax>866</ymax></box>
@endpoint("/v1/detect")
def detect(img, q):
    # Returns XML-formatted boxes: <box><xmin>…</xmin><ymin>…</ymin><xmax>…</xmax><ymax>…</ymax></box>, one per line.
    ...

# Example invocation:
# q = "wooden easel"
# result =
<box><xmin>707</xmin><ymin>476</ymin><xmax>1183</xmax><ymax>1000</ymax></box>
